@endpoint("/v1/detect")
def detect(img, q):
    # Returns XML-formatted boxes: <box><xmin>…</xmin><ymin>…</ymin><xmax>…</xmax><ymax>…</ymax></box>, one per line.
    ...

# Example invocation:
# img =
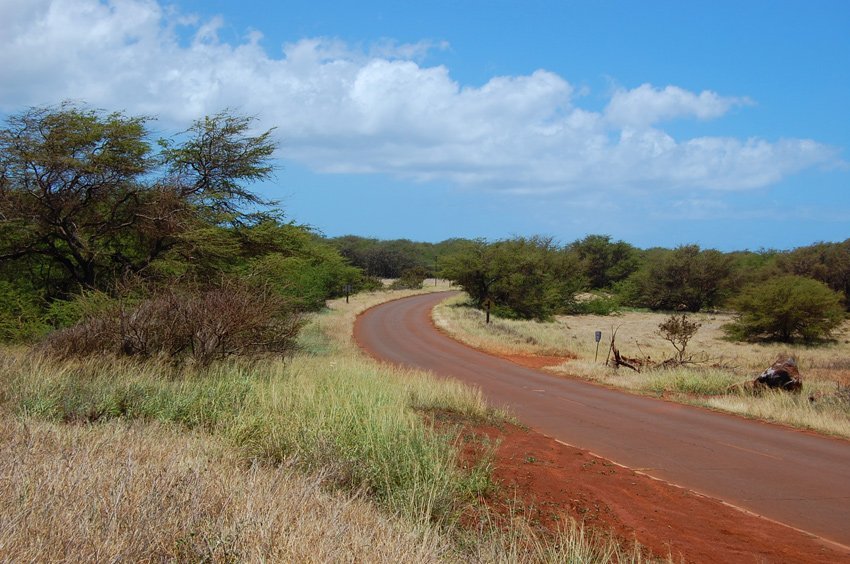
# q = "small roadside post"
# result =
<box><xmin>484</xmin><ymin>298</ymin><xmax>492</xmax><ymax>324</ymax></box>
<box><xmin>594</xmin><ymin>330</ymin><xmax>602</xmax><ymax>362</ymax></box>
<box><xmin>344</xmin><ymin>284</ymin><xmax>352</xmax><ymax>304</ymax></box>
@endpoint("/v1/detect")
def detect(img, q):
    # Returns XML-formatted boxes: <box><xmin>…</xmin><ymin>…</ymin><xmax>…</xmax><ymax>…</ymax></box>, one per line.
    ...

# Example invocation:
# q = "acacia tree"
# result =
<box><xmin>570</xmin><ymin>234</ymin><xmax>640</xmax><ymax>289</ymax></box>
<box><xmin>440</xmin><ymin>236</ymin><xmax>582</xmax><ymax>320</ymax></box>
<box><xmin>777</xmin><ymin>240</ymin><xmax>850</xmax><ymax>311</ymax></box>
<box><xmin>0</xmin><ymin>103</ymin><xmax>152</xmax><ymax>290</ymax></box>
<box><xmin>159</xmin><ymin>111</ymin><xmax>276</xmax><ymax>221</ymax></box>
<box><xmin>0</xmin><ymin>103</ymin><xmax>276</xmax><ymax>296</ymax></box>
<box><xmin>725</xmin><ymin>275</ymin><xmax>844</xmax><ymax>343</ymax></box>
<box><xmin>627</xmin><ymin>245</ymin><xmax>734</xmax><ymax>312</ymax></box>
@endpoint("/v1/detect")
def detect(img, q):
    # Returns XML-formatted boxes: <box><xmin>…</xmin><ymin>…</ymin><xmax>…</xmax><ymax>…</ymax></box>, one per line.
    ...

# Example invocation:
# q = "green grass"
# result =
<box><xmin>0</xmin><ymin>351</ymin><xmax>496</xmax><ymax>527</ymax></box>
<box><xmin>643</xmin><ymin>368</ymin><xmax>741</xmax><ymax>396</ymax></box>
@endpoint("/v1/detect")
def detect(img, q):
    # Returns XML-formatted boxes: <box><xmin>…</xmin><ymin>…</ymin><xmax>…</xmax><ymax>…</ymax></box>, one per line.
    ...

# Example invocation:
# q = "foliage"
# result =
<box><xmin>159</xmin><ymin>111</ymin><xmax>276</xmax><ymax>219</ymax></box>
<box><xmin>776</xmin><ymin>239</ymin><xmax>850</xmax><ymax>310</ymax></box>
<box><xmin>0</xmin><ymin>103</ymin><xmax>367</xmax><ymax>344</ymax></box>
<box><xmin>332</xmin><ymin>236</ymin><xmax>428</xmax><ymax>278</ymax></box>
<box><xmin>569</xmin><ymin>234</ymin><xmax>641</xmax><ymax>289</ymax></box>
<box><xmin>657</xmin><ymin>313</ymin><xmax>701</xmax><ymax>362</ymax></box>
<box><xmin>0</xmin><ymin>103</ymin><xmax>276</xmax><ymax>295</ymax></box>
<box><xmin>0</xmin><ymin>103</ymin><xmax>154</xmax><ymax>292</ymax></box>
<box><xmin>440</xmin><ymin>237</ymin><xmax>583</xmax><ymax>320</ymax></box>
<box><xmin>724</xmin><ymin>275</ymin><xmax>845</xmax><ymax>343</ymax></box>
<box><xmin>0</xmin><ymin>281</ymin><xmax>50</xmax><ymax>342</ymax></box>
<box><xmin>566</xmin><ymin>293</ymin><xmax>621</xmax><ymax>315</ymax></box>
<box><xmin>240</xmin><ymin>221</ymin><xmax>362</xmax><ymax>310</ymax></box>
<box><xmin>625</xmin><ymin>244</ymin><xmax>735</xmax><ymax>312</ymax></box>
<box><xmin>389</xmin><ymin>266</ymin><xmax>429</xmax><ymax>290</ymax></box>
<box><xmin>330</xmin><ymin>235</ymin><xmax>473</xmax><ymax>279</ymax></box>
<box><xmin>39</xmin><ymin>280</ymin><xmax>303</xmax><ymax>365</ymax></box>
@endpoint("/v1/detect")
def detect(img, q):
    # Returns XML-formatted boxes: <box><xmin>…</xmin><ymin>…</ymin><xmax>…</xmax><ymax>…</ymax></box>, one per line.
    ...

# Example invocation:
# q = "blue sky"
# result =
<box><xmin>1</xmin><ymin>1</ymin><xmax>848</xmax><ymax>250</ymax></box>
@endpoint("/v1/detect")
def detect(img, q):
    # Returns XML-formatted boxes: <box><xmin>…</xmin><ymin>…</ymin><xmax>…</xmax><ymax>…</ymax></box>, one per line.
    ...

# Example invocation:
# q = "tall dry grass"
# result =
<box><xmin>0</xmin><ymin>414</ymin><xmax>446</xmax><ymax>562</ymax></box>
<box><xmin>434</xmin><ymin>293</ymin><xmax>850</xmax><ymax>438</ymax></box>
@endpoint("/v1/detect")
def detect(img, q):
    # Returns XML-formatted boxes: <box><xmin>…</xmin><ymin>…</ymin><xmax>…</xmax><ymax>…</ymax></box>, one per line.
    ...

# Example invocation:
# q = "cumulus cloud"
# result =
<box><xmin>605</xmin><ymin>84</ymin><xmax>752</xmax><ymax>128</ymax></box>
<box><xmin>0</xmin><ymin>0</ymin><xmax>840</xmax><ymax>195</ymax></box>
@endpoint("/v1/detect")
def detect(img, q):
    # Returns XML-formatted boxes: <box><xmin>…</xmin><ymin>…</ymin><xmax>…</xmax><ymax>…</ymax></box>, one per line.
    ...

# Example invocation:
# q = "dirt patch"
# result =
<box><xmin>496</xmin><ymin>353</ymin><xmax>572</xmax><ymax>370</ymax></box>
<box><xmin>455</xmin><ymin>419</ymin><xmax>850</xmax><ymax>563</ymax></box>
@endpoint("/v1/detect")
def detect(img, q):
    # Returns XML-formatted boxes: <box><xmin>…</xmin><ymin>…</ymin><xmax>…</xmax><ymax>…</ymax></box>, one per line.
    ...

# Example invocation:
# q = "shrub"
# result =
<box><xmin>0</xmin><ymin>281</ymin><xmax>50</xmax><ymax>342</ymax></box>
<box><xmin>440</xmin><ymin>237</ymin><xmax>583</xmax><ymax>320</ymax></box>
<box><xmin>724</xmin><ymin>275</ymin><xmax>845</xmax><ymax>343</ymax></box>
<box><xmin>627</xmin><ymin>245</ymin><xmax>734</xmax><ymax>312</ymax></box>
<box><xmin>567</xmin><ymin>294</ymin><xmax>620</xmax><ymax>315</ymax></box>
<box><xmin>657</xmin><ymin>314</ymin><xmax>701</xmax><ymax>363</ymax></box>
<box><xmin>40</xmin><ymin>280</ymin><xmax>303</xmax><ymax>365</ymax></box>
<box><xmin>389</xmin><ymin>266</ymin><xmax>429</xmax><ymax>290</ymax></box>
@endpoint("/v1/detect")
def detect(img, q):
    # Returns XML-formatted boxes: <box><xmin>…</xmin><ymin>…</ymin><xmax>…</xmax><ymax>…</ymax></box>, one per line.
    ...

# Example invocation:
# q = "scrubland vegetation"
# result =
<box><xmin>0</xmin><ymin>288</ymin><xmax>653</xmax><ymax>562</ymax></box>
<box><xmin>434</xmin><ymin>293</ymin><xmax>850</xmax><ymax>438</ymax></box>
<box><xmin>4</xmin><ymin>99</ymin><xmax>848</xmax><ymax>560</ymax></box>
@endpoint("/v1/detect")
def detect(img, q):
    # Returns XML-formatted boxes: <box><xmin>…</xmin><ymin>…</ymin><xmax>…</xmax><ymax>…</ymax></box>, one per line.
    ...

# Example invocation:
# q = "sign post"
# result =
<box><xmin>594</xmin><ymin>330</ymin><xmax>602</xmax><ymax>362</ymax></box>
<box><xmin>344</xmin><ymin>284</ymin><xmax>352</xmax><ymax>304</ymax></box>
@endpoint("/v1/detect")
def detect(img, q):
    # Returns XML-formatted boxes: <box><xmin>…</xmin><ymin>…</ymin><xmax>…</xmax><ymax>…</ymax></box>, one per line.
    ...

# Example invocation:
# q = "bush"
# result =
<box><xmin>389</xmin><ymin>266</ymin><xmax>429</xmax><ymax>290</ymax></box>
<box><xmin>40</xmin><ymin>280</ymin><xmax>303</xmax><ymax>365</ymax></box>
<box><xmin>657</xmin><ymin>314</ymin><xmax>700</xmax><ymax>363</ymax></box>
<box><xmin>724</xmin><ymin>275</ymin><xmax>845</xmax><ymax>343</ymax></box>
<box><xmin>626</xmin><ymin>245</ymin><xmax>734</xmax><ymax>312</ymax></box>
<box><xmin>567</xmin><ymin>294</ymin><xmax>620</xmax><ymax>315</ymax></box>
<box><xmin>440</xmin><ymin>237</ymin><xmax>583</xmax><ymax>320</ymax></box>
<box><xmin>0</xmin><ymin>281</ymin><xmax>50</xmax><ymax>342</ymax></box>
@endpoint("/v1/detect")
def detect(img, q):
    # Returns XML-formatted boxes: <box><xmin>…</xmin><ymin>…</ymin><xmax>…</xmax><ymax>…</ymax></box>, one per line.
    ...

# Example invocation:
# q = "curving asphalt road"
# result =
<box><xmin>354</xmin><ymin>291</ymin><xmax>850</xmax><ymax>548</ymax></box>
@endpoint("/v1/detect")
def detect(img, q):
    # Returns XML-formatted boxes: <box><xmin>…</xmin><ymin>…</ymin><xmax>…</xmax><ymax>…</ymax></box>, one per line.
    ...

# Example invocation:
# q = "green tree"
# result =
<box><xmin>570</xmin><ymin>234</ymin><xmax>640</xmax><ymax>289</ymax></box>
<box><xmin>159</xmin><ymin>110</ymin><xmax>276</xmax><ymax>220</ymax></box>
<box><xmin>0</xmin><ymin>103</ymin><xmax>277</xmax><ymax>296</ymax></box>
<box><xmin>776</xmin><ymin>240</ymin><xmax>850</xmax><ymax>310</ymax></box>
<box><xmin>439</xmin><ymin>239</ymin><xmax>495</xmax><ymax>308</ymax></box>
<box><xmin>0</xmin><ymin>103</ymin><xmax>153</xmax><ymax>291</ymax></box>
<box><xmin>0</xmin><ymin>103</ymin><xmax>365</xmax><ymax>344</ymax></box>
<box><xmin>627</xmin><ymin>245</ymin><xmax>734</xmax><ymax>312</ymax></box>
<box><xmin>440</xmin><ymin>236</ymin><xmax>582</xmax><ymax>320</ymax></box>
<box><xmin>243</xmin><ymin>221</ymin><xmax>361</xmax><ymax>311</ymax></box>
<box><xmin>390</xmin><ymin>266</ymin><xmax>429</xmax><ymax>290</ymax></box>
<box><xmin>724</xmin><ymin>275</ymin><xmax>845</xmax><ymax>343</ymax></box>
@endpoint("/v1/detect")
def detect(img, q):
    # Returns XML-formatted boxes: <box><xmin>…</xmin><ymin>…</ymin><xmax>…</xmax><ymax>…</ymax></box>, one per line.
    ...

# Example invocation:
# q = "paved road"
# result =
<box><xmin>354</xmin><ymin>292</ymin><xmax>850</xmax><ymax>547</ymax></box>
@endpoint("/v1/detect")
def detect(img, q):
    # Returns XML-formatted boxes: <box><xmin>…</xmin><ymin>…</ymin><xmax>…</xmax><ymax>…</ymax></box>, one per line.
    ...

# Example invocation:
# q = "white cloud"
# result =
<box><xmin>604</xmin><ymin>83</ymin><xmax>752</xmax><ymax>129</ymax></box>
<box><xmin>0</xmin><ymin>0</ymin><xmax>840</xmax><ymax>196</ymax></box>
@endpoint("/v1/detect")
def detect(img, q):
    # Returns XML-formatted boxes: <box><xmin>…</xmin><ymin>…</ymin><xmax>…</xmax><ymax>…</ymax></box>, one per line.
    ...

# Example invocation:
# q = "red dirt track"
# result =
<box><xmin>354</xmin><ymin>292</ymin><xmax>850</xmax><ymax>560</ymax></box>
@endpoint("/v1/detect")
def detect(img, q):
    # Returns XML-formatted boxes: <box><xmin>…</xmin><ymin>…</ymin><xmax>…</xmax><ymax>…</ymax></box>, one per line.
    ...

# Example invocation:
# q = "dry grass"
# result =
<box><xmin>0</xmin><ymin>413</ymin><xmax>446</xmax><ymax>562</ymax></box>
<box><xmin>434</xmin><ymin>293</ymin><xmax>850</xmax><ymax>438</ymax></box>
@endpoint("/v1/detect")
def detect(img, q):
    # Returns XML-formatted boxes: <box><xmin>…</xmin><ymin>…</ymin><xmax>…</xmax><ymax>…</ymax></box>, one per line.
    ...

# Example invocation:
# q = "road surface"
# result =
<box><xmin>354</xmin><ymin>292</ymin><xmax>850</xmax><ymax>547</ymax></box>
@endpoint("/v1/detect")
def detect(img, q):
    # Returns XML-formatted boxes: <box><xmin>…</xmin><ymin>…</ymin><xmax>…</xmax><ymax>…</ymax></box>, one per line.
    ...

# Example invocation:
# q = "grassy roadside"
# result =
<box><xmin>433</xmin><ymin>293</ymin><xmax>850</xmax><ymax>439</ymax></box>
<box><xmin>0</xmin><ymin>284</ymin><xmax>646</xmax><ymax>562</ymax></box>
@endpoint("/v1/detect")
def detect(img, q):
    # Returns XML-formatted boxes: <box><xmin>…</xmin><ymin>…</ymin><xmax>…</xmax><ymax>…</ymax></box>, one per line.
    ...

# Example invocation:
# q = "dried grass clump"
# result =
<box><xmin>40</xmin><ymin>280</ymin><xmax>303</xmax><ymax>366</ymax></box>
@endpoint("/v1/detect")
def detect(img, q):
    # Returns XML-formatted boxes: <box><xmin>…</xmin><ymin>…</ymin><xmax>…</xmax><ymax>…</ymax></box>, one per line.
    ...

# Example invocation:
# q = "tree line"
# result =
<box><xmin>437</xmin><ymin>235</ymin><xmax>848</xmax><ymax>343</ymax></box>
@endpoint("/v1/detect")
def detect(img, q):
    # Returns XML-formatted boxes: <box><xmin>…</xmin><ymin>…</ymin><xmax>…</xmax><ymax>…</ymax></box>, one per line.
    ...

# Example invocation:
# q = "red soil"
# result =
<box><xmin>496</xmin><ymin>353</ymin><xmax>572</xmax><ymax>370</ymax></box>
<box><xmin>455</xmin><ymin>419</ymin><xmax>850</xmax><ymax>563</ymax></box>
